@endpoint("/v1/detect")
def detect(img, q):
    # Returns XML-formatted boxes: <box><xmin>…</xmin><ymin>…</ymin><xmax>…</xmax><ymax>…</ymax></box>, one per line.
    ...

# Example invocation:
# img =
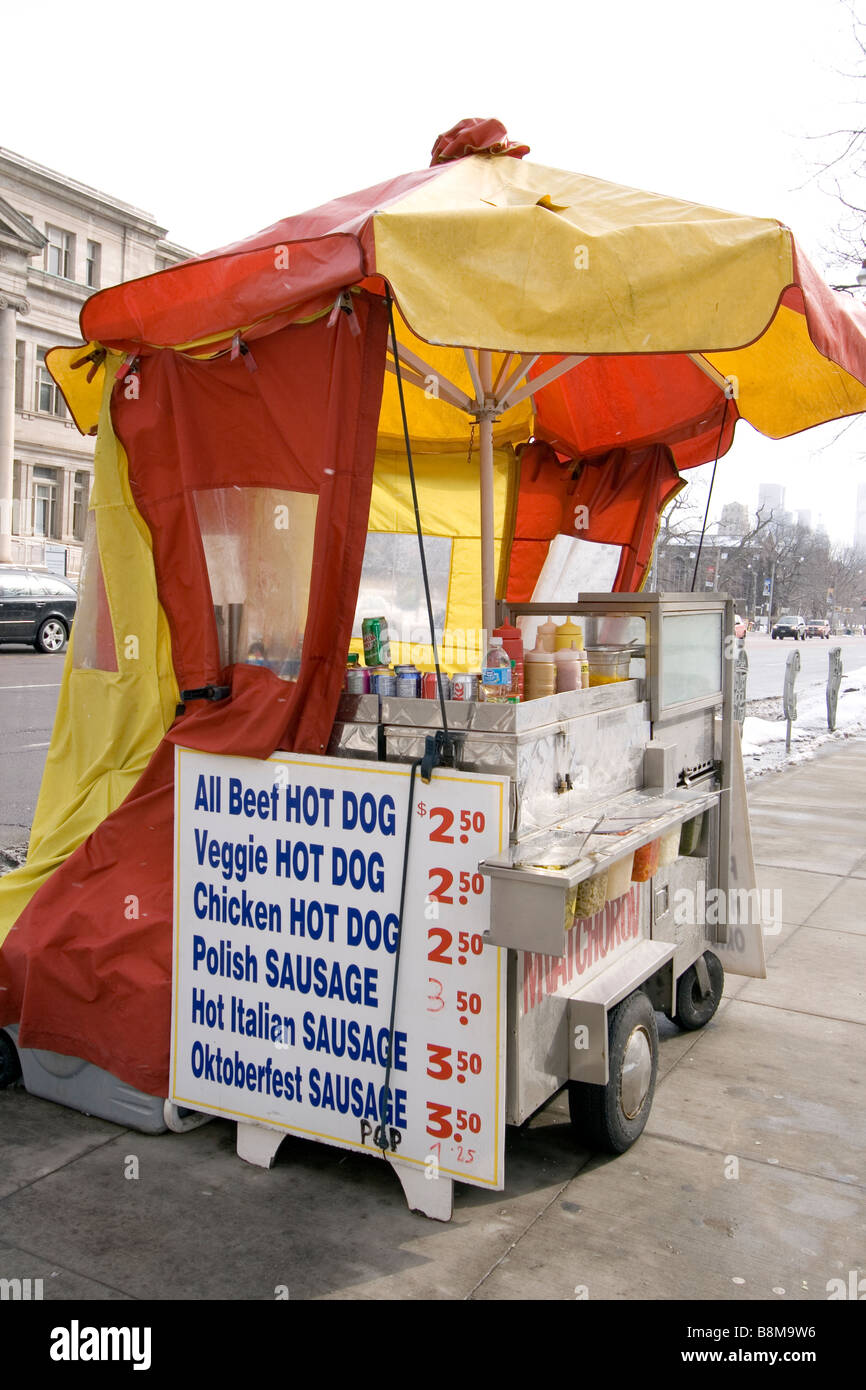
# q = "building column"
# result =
<box><xmin>0</xmin><ymin>293</ymin><xmax>28</xmax><ymax>564</ymax></box>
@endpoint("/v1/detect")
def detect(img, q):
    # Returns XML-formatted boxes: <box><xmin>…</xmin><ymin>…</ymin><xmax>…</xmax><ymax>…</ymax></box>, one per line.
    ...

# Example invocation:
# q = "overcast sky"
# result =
<box><xmin>4</xmin><ymin>0</ymin><xmax>865</xmax><ymax>543</ymax></box>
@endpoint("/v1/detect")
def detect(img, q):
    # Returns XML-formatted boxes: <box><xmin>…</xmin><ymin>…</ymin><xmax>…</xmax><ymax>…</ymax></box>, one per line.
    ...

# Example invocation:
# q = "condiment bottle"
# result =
<box><xmin>537</xmin><ymin>616</ymin><xmax>557</xmax><ymax>653</ymax></box>
<box><xmin>554</xmin><ymin>616</ymin><xmax>583</xmax><ymax>651</ymax></box>
<box><xmin>577</xmin><ymin>648</ymin><xmax>590</xmax><ymax>689</ymax></box>
<box><xmin>554</xmin><ymin>641</ymin><xmax>581</xmax><ymax>692</ymax></box>
<box><xmin>493</xmin><ymin>620</ymin><xmax>524</xmax><ymax>697</ymax></box>
<box><xmin>524</xmin><ymin>641</ymin><xmax>556</xmax><ymax>700</ymax></box>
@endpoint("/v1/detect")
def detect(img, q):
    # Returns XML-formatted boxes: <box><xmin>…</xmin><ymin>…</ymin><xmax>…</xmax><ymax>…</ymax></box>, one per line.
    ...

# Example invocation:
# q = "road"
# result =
<box><xmin>0</xmin><ymin>648</ymin><xmax>65</xmax><ymax>849</ymax></box>
<box><xmin>741</xmin><ymin>632</ymin><xmax>866</xmax><ymax>701</ymax></box>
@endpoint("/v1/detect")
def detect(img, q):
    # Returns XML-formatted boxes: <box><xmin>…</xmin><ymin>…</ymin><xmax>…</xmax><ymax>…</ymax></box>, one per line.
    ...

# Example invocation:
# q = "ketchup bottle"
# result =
<box><xmin>493</xmin><ymin>621</ymin><xmax>524</xmax><ymax>698</ymax></box>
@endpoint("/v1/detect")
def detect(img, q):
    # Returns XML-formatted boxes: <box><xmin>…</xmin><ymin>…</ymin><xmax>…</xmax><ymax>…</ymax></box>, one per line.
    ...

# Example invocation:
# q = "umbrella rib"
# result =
<box><xmin>492</xmin><ymin>352</ymin><xmax>516</xmax><ymax>397</ymax></box>
<box><xmin>463</xmin><ymin>348</ymin><xmax>484</xmax><ymax>405</ymax></box>
<box><xmin>494</xmin><ymin>354</ymin><xmax>539</xmax><ymax>410</ymax></box>
<box><xmin>500</xmin><ymin>354</ymin><xmax>586</xmax><ymax>411</ymax></box>
<box><xmin>386</xmin><ymin>334</ymin><xmax>474</xmax><ymax>414</ymax></box>
<box><xmin>688</xmin><ymin>353</ymin><xmax>738</xmax><ymax>398</ymax></box>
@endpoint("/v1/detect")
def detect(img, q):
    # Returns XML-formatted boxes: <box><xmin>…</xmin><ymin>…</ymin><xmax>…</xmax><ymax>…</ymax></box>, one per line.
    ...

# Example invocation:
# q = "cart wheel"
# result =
<box><xmin>0</xmin><ymin>1030</ymin><xmax>22</xmax><ymax>1089</ymax></box>
<box><xmin>674</xmin><ymin>951</ymin><xmax>724</xmax><ymax>1031</ymax></box>
<box><xmin>568</xmin><ymin>989</ymin><xmax>658</xmax><ymax>1155</ymax></box>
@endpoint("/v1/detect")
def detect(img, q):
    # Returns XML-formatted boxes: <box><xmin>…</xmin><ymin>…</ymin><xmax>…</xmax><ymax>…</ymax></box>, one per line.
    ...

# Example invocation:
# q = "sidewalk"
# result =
<box><xmin>0</xmin><ymin>740</ymin><xmax>864</xmax><ymax>1301</ymax></box>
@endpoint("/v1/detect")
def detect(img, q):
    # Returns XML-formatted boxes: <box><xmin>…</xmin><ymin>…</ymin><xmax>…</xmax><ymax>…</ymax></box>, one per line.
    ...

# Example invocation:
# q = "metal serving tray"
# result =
<box><xmin>479</xmin><ymin>785</ymin><xmax>719</xmax><ymax>955</ymax></box>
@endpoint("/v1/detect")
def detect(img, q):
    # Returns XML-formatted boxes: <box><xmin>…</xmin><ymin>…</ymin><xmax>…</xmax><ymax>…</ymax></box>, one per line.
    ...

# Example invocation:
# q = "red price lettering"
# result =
<box><xmin>426</xmin><ymin>978</ymin><xmax>445</xmax><ymax>1012</ymax></box>
<box><xmin>455</xmin><ymin>1109</ymin><xmax>482</xmax><ymax>1135</ymax></box>
<box><xmin>456</xmin><ymin>1147</ymin><xmax>477</xmax><ymax>1164</ymax></box>
<box><xmin>427</xmin><ymin>927</ymin><xmax>452</xmax><ymax>964</ymax></box>
<box><xmin>457</xmin><ymin>1050</ymin><xmax>482</xmax><ymax>1076</ymax></box>
<box><xmin>459</xmin><ymin>810</ymin><xmax>486</xmax><ymax>834</ymax></box>
<box><xmin>426</xmin><ymin>1101</ymin><xmax>452</xmax><ymax>1139</ymax></box>
<box><xmin>429</xmin><ymin>807</ymin><xmax>454</xmax><ymax>843</ymax></box>
<box><xmin>456</xmin><ymin>990</ymin><xmax>482</xmax><ymax>1016</ymax></box>
<box><xmin>426</xmin><ymin>1043</ymin><xmax>452</xmax><ymax>1080</ymax></box>
<box><xmin>428</xmin><ymin>867</ymin><xmax>453</xmax><ymax>905</ymax></box>
<box><xmin>458</xmin><ymin>871</ymin><xmax>485</xmax><ymax>897</ymax></box>
<box><xmin>457</xmin><ymin>931</ymin><xmax>484</xmax><ymax>956</ymax></box>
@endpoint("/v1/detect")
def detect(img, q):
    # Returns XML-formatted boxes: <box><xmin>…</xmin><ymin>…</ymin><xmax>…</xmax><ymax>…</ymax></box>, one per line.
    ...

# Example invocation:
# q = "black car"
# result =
<box><xmin>0</xmin><ymin>567</ymin><xmax>77</xmax><ymax>652</ymax></box>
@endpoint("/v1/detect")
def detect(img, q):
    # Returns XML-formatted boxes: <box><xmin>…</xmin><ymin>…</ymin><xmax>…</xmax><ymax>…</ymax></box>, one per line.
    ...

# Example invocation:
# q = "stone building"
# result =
<box><xmin>0</xmin><ymin>147</ymin><xmax>190</xmax><ymax>576</ymax></box>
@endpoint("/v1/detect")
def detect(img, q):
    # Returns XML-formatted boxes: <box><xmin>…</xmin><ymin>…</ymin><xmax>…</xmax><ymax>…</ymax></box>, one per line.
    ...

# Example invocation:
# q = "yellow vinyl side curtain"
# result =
<box><xmin>0</xmin><ymin>360</ymin><xmax>179</xmax><ymax>945</ymax></box>
<box><xmin>351</xmin><ymin>445</ymin><xmax>518</xmax><ymax>670</ymax></box>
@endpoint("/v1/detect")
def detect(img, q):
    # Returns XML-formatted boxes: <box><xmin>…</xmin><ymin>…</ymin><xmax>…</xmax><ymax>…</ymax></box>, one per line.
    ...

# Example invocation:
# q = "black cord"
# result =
<box><xmin>691</xmin><ymin>396</ymin><xmax>730</xmax><ymax>593</ymax></box>
<box><xmin>377</xmin><ymin>755</ymin><xmax>423</xmax><ymax>1152</ymax></box>
<box><xmin>385</xmin><ymin>291</ymin><xmax>451</xmax><ymax>746</ymax></box>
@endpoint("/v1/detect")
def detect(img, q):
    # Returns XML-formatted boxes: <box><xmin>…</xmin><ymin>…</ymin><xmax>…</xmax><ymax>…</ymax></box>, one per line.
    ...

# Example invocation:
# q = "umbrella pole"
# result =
<box><xmin>479</xmin><ymin>350</ymin><xmax>495</xmax><ymax>640</ymax></box>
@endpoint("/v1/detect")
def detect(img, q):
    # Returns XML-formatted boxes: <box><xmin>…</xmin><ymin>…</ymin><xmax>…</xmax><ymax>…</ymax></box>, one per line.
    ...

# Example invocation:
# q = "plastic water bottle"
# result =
<box><xmin>482</xmin><ymin>636</ymin><xmax>512</xmax><ymax>702</ymax></box>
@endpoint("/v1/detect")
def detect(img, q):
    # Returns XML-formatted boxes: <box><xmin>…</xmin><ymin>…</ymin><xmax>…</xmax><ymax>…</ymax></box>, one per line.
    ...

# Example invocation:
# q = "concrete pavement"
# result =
<box><xmin>0</xmin><ymin>739</ymin><xmax>863</xmax><ymax>1302</ymax></box>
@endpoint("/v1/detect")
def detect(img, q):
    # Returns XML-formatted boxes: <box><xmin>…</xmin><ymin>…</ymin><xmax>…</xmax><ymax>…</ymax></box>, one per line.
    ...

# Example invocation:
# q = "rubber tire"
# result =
<box><xmin>0</xmin><ymin>1030</ymin><xmax>21</xmax><ymax>1089</ymax></box>
<box><xmin>568</xmin><ymin>989</ymin><xmax>658</xmax><ymax>1155</ymax></box>
<box><xmin>674</xmin><ymin>951</ymin><xmax>724</xmax><ymax>1031</ymax></box>
<box><xmin>35</xmin><ymin>617</ymin><xmax>67</xmax><ymax>654</ymax></box>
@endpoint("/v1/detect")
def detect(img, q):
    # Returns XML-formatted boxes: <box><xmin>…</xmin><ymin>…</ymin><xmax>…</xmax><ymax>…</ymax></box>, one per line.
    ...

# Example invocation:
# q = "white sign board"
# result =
<box><xmin>171</xmin><ymin>748</ymin><xmax>509</xmax><ymax>1189</ymax></box>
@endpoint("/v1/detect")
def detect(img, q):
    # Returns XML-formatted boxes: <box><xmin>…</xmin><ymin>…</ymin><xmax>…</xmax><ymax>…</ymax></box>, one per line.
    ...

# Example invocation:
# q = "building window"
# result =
<box><xmin>35</xmin><ymin>347</ymin><xmax>66</xmax><ymax>418</ymax></box>
<box><xmin>86</xmin><ymin>240</ymin><xmax>101</xmax><ymax>288</ymax></box>
<box><xmin>33</xmin><ymin>466</ymin><xmax>59</xmax><ymax>539</ymax></box>
<box><xmin>73</xmin><ymin>471</ymin><xmax>90</xmax><ymax>541</ymax></box>
<box><xmin>45</xmin><ymin>224</ymin><xmax>74</xmax><ymax>279</ymax></box>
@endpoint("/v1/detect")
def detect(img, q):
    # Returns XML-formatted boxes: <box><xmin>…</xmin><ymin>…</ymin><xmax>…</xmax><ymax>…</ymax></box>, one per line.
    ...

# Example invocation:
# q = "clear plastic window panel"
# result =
<box><xmin>194</xmin><ymin>487</ymin><xmax>319</xmax><ymax>680</ymax></box>
<box><xmin>352</xmin><ymin>533</ymin><xmax>451</xmax><ymax>647</ymax></box>
<box><xmin>661</xmin><ymin>612</ymin><xmax>723</xmax><ymax>708</ymax></box>
<box><xmin>73</xmin><ymin>513</ymin><xmax>118</xmax><ymax>671</ymax></box>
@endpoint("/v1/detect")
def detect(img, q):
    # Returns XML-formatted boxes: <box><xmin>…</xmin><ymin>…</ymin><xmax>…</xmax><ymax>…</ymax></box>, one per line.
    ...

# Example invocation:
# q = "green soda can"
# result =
<box><xmin>362</xmin><ymin>616</ymin><xmax>391</xmax><ymax>666</ymax></box>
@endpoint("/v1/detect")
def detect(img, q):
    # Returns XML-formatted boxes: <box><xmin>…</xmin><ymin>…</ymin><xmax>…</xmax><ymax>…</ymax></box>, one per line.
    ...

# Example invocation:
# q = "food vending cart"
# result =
<box><xmin>2</xmin><ymin>119</ymin><xmax>866</xmax><ymax>1221</ymax></box>
<box><xmin>160</xmin><ymin>585</ymin><xmax>758</xmax><ymax>1222</ymax></box>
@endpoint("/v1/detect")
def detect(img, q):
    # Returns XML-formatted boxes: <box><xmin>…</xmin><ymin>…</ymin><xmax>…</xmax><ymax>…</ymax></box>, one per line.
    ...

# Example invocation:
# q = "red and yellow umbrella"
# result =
<box><xmin>52</xmin><ymin>116</ymin><xmax>866</xmax><ymax>628</ymax></box>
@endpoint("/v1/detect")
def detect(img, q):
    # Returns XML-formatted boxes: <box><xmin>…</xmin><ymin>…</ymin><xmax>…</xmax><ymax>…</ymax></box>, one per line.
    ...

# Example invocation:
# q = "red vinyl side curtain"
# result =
<box><xmin>506</xmin><ymin>440</ymin><xmax>683</xmax><ymax>599</ymax></box>
<box><xmin>0</xmin><ymin>301</ymin><xmax>389</xmax><ymax>1095</ymax></box>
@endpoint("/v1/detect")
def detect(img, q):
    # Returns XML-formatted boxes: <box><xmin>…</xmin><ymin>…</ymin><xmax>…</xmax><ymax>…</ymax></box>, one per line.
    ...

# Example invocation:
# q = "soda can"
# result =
<box><xmin>422</xmin><ymin>671</ymin><xmax>451</xmax><ymax>700</ymax></box>
<box><xmin>396</xmin><ymin>671</ymin><xmax>421</xmax><ymax>698</ymax></box>
<box><xmin>362</xmin><ymin>617</ymin><xmax>391</xmax><ymax>667</ymax></box>
<box><xmin>451</xmin><ymin>673</ymin><xmax>477</xmax><ymax>702</ymax></box>
<box><xmin>372</xmin><ymin>671</ymin><xmax>396</xmax><ymax>696</ymax></box>
<box><xmin>346</xmin><ymin>667</ymin><xmax>371</xmax><ymax>694</ymax></box>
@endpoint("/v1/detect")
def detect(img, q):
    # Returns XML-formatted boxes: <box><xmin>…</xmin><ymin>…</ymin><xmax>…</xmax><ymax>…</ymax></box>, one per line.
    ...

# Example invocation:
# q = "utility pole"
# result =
<box><xmin>767</xmin><ymin>557</ymin><xmax>777</xmax><ymax>625</ymax></box>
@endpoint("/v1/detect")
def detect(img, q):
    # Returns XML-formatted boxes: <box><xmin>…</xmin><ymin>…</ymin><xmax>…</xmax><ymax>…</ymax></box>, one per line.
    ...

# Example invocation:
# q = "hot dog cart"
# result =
<box><xmin>310</xmin><ymin>588</ymin><xmax>757</xmax><ymax>1217</ymax></box>
<box><xmin>1</xmin><ymin>118</ymin><xmax>860</xmax><ymax>1224</ymax></box>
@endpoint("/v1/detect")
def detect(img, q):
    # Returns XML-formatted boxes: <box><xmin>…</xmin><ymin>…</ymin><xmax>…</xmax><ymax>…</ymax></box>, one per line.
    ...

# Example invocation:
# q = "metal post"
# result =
<box><xmin>827</xmin><ymin>647</ymin><xmax>843</xmax><ymax>731</ymax></box>
<box><xmin>767</xmin><ymin>557</ymin><xmax>776</xmax><ymax>628</ymax></box>
<box><xmin>783</xmin><ymin>648</ymin><xmax>800</xmax><ymax>753</ymax></box>
<box><xmin>478</xmin><ymin>351</ymin><xmax>495</xmax><ymax>639</ymax></box>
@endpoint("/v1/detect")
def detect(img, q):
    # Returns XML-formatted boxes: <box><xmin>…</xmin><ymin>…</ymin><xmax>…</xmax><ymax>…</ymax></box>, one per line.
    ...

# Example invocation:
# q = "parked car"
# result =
<box><xmin>805</xmin><ymin>619</ymin><xmax>830</xmax><ymax>639</ymax></box>
<box><xmin>734</xmin><ymin>613</ymin><xmax>747</xmax><ymax>639</ymax></box>
<box><xmin>771</xmin><ymin>614</ymin><xmax>806</xmax><ymax>640</ymax></box>
<box><xmin>0</xmin><ymin>567</ymin><xmax>77</xmax><ymax>652</ymax></box>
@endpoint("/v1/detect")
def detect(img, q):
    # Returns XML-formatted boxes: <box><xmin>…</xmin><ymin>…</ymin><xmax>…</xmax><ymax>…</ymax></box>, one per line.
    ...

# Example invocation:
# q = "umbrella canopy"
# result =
<box><xmin>51</xmin><ymin>116</ymin><xmax>866</xmax><ymax>626</ymax></box>
<box><xmin>61</xmin><ymin>114</ymin><xmax>866</xmax><ymax>450</ymax></box>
